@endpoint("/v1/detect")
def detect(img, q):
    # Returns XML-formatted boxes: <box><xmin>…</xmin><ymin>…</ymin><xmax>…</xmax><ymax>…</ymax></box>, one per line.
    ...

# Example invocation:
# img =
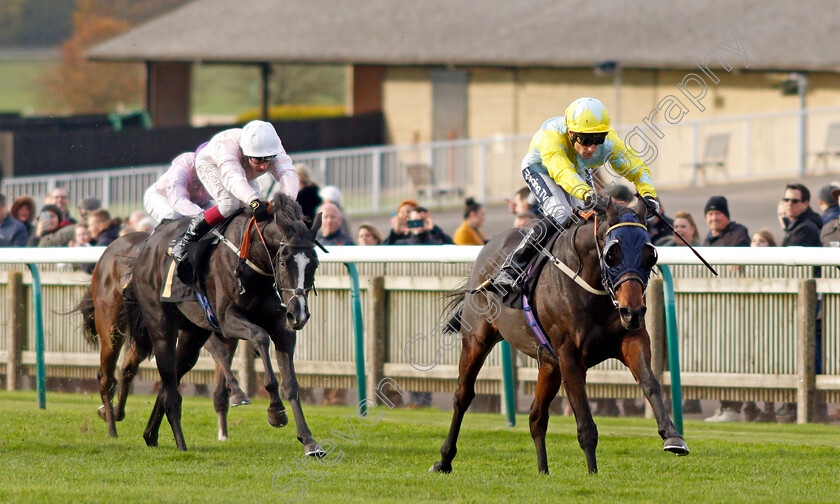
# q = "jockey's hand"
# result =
<box><xmin>584</xmin><ymin>192</ymin><xmax>609</xmax><ymax>214</ymax></box>
<box><xmin>249</xmin><ymin>199</ymin><xmax>271</xmax><ymax>222</ymax></box>
<box><xmin>642</xmin><ymin>196</ymin><xmax>661</xmax><ymax>218</ymax></box>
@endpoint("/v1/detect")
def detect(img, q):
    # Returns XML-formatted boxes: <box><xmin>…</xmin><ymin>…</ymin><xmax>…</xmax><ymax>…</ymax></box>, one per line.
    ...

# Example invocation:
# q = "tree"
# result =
<box><xmin>37</xmin><ymin>0</ymin><xmax>143</xmax><ymax>114</ymax></box>
<box><xmin>269</xmin><ymin>64</ymin><xmax>346</xmax><ymax>106</ymax></box>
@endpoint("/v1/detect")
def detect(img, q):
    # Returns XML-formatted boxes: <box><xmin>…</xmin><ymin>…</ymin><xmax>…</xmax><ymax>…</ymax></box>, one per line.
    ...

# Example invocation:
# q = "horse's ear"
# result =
<box><xmin>309</xmin><ymin>212</ymin><xmax>322</xmax><ymax>240</ymax></box>
<box><xmin>635</xmin><ymin>197</ymin><xmax>647</xmax><ymax>222</ymax></box>
<box><xmin>606</xmin><ymin>196</ymin><xmax>617</xmax><ymax>219</ymax></box>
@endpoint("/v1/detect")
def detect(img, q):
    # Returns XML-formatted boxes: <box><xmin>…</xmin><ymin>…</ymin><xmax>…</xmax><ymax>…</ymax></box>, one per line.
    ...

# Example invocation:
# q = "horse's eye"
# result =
<box><xmin>641</xmin><ymin>243</ymin><xmax>658</xmax><ymax>268</ymax></box>
<box><xmin>604</xmin><ymin>242</ymin><xmax>621</xmax><ymax>268</ymax></box>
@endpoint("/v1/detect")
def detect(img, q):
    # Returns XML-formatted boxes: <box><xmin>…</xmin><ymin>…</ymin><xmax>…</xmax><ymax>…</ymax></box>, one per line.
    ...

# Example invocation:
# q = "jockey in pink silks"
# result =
<box><xmin>167</xmin><ymin>120</ymin><xmax>300</xmax><ymax>263</ymax></box>
<box><xmin>143</xmin><ymin>152</ymin><xmax>213</xmax><ymax>223</ymax></box>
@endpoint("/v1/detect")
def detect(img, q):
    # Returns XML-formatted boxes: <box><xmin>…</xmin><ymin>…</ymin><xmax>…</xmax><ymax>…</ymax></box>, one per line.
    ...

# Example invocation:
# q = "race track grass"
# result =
<box><xmin>1</xmin><ymin>390</ymin><xmax>838</xmax><ymax>504</ymax></box>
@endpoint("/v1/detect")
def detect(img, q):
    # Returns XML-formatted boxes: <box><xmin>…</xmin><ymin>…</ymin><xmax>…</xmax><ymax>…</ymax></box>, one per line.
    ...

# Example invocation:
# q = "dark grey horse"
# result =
<box><xmin>430</xmin><ymin>200</ymin><xmax>688</xmax><ymax>475</ymax></box>
<box><xmin>75</xmin><ymin>232</ymin><xmax>251</xmax><ymax>440</ymax></box>
<box><xmin>128</xmin><ymin>193</ymin><xmax>324</xmax><ymax>454</ymax></box>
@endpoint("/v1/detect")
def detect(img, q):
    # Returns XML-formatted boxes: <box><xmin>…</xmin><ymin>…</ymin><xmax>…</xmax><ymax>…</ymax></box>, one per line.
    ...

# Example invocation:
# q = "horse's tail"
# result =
<box><xmin>73</xmin><ymin>286</ymin><xmax>98</xmax><ymax>348</ymax></box>
<box><xmin>122</xmin><ymin>279</ymin><xmax>153</xmax><ymax>358</ymax></box>
<box><xmin>440</xmin><ymin>279</ymin><xmax>468</xmax><ymax>334</ymax></box>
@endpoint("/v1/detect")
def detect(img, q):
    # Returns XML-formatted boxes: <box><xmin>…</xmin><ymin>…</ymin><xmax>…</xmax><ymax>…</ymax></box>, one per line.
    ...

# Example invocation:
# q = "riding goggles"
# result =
<box><xmin>248</xmin><ymin>155</ymin><xmax>277</xmax><ymax>164</ymax></box>
<box><xmin>572</xmin><ymin>132</ymin><xmax>608</xmax><ymax>146</ymax></box>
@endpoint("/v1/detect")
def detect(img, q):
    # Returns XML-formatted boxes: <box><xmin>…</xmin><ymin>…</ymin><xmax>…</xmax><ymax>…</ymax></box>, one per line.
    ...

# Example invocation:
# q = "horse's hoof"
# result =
<box><xmin>429</xmin><ymin>461</ymin><xmax>451</xmax><ymax>473</ymax></box>
<box><xmin>97</xmin><ymin>405</ymin><xmax>108</xmax><ymax>421</ymax></box>
<box><xmin>267</xmin><ymin>408</ymin><xmax>288</xmax><ymax>428</ymax></box>
<box><xmin>304</xmin><ymin>442</ymin><xmax>326</xmax><ymax>458</ymax></box>
<box><xmin>114</xmin><ymin>411</ymin><xmax>125</xmax><ymax>422</ymax></box>
<box><xmin>229</xmin><ymin>392</ymin><xmax>252</xmax><ymax>407</ymax></box>
<box><xmin>663</xmin><ymin>437</ymin><xmax>690</xmax><ymax>456</ymax></box>
<box><xmin>143</xmin><ymin>432</ymin><xmax>158</xmax><ymax>447</ymax></box>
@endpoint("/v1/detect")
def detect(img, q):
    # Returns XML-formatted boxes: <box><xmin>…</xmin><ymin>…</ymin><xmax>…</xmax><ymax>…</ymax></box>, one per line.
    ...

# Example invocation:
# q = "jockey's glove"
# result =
<box><xmin>642</xmin><ymin>196</ymin><xmax>661</xmax><ymax>218</ymax></box>
<box><xmin>249</xmin><ymin>199</ymin><xmax>271</xmax><ymax>222</ymax></box>
<box><xmin>584</xmin><ymin>192</ymin><xmax>609</xmax><ymax>214</ymax></box>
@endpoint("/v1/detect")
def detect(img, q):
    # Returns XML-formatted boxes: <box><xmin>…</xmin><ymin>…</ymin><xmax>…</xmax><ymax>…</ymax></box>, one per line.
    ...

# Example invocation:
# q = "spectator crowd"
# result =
<box><xmin>2</xmin><ymin>175</ymin><xmax>839</xmax><ymax>420</ymax></box>
<box><xmin>0</xmin><ymin>187</ymin><xmax>156</xmax><ymax>267</ymax></box>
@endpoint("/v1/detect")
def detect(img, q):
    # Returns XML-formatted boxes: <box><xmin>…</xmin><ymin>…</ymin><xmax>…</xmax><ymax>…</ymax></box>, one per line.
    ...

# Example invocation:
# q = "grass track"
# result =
<box><xmin>1</xmin><ymin>390</ymin><xmax>838</xmax><ymax>504</ymax></box>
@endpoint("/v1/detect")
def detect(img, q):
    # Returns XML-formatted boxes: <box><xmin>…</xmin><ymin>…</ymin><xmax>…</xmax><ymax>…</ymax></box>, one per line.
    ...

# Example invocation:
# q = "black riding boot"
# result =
<box><xmin>168</xmin><ymin>214</ymin><xmax>213</xmax><ymax>263</ymax></box>
<box><xmin>492</xmin><ymin>227</ymin><xmax>548</xmax><ymax>293</ymax></box>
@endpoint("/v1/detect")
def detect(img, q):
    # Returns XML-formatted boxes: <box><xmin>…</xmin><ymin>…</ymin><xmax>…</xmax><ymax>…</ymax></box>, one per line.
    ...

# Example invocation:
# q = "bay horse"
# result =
<box><xmin>75</xmin><ymin>232</ymin><xmax>250</xmax><ymax>439</ymax></box>
<box><xmin>430</xmin><ymin>199</ymin><xmax>688</xmax><ymax>475</ymax></box>
<box><xmin>128</xmin><ymin>193</ymin><xmax>323</xmax><ymax>454</ymax></box>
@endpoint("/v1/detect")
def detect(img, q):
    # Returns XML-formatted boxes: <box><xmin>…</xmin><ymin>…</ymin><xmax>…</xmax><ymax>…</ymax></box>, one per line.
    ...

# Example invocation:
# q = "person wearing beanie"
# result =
<box><xmin>821</xmin><ymin>186</ymin><xmax>840</xmax><ymax>248</ymax></box>
<box><xmin>27</xmin><ymin>204</ymin><xmax>67</xmax><ymax>247</ymax></box>
<box><xmin>702</xmin><ymin>195</ymin><xmax>750</xmax><ymax>423</ymax></box>
<box><xmin>816</xmin><ymin>184</ymin><xmax>840</xmax><ymax>226</ymax></box>
<box><xmin>701</xmin><ymin>195</ymin><xmax>749</xmax><ymax>247</ymax></box>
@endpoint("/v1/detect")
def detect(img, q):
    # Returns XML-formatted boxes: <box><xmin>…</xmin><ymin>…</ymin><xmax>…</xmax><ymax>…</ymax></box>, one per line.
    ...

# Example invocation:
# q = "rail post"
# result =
<box><xmin>27</xmin><ymin>264</ymin><xmax>46</xmax><ymax>409</ymax></box>
<box><xmin>344</xmin><ymin>263</ymin><xmax>367</xmax><ymax>415</ymax></box>
<box><xmin>365</xmin><ymin>276</ymin><xmax>386</xmax><ymax>408</ymax></box>
<box><xmin>645</xmin><ymin>278</ymin><xmax>666</xmax><ymax>419</ymax></box>
<box><xmin>796</xmin><ymin>279</ymin><xmax>817</xmax><ymax>424</ymax></box>
<box><xmin>500</xmin><ymin>341</ymin><xmax>516</xmax><ymax>427</ymax></box>
<box><xmin>7</xmin><ymin>271</ymin><xmax>26</xmax><ymax>391</ymax></box>
<box><xmin>657</xmin><ymin>265</ymin><xmax>683</xmax><ymax>434</ymax></box>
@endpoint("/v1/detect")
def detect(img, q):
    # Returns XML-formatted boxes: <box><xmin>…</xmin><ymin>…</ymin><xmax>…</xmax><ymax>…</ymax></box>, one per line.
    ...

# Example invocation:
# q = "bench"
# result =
<box><xmin>810</xmin><ymin>123</ymin><xmax>840</xmax><ymax>172</ymax></box>
<box><xmin>404</xmin><ymin>163</ymin><xmax>461</xmax><ymax>205</ymax></box>
<box><xmin>682</xmin><ymin>133</ymin><xmax>729</xmax><ymax>184</ymax></box>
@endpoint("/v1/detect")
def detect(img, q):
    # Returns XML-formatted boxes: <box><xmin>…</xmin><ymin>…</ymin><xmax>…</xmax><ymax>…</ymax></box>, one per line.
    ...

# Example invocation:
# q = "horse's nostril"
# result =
<box><xmin>619</xmin><ymin>307</ymin><xmax>631</xmax><ymax>319</ymax></box>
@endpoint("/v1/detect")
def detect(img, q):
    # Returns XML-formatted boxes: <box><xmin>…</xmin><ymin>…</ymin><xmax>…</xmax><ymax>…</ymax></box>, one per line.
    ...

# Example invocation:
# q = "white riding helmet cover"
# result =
<box><xmin>239</xmin><ymin>120</ymin><xmax>282</xmax><ymax>157</ymax></box>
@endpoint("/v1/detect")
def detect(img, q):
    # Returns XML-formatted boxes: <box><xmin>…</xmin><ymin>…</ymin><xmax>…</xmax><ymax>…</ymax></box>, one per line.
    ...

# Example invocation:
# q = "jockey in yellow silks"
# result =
<box><xmin>491</xmin><ymin>97</ymin><xmax>660</xmax><ymax>293</ymax></box>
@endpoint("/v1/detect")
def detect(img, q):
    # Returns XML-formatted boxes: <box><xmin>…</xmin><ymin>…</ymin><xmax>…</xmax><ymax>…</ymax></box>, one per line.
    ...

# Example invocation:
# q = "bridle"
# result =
<box><xmin>252</xmin><ymin>218</ymin><xmax>318</xmax><ymax>307</ymax></box>
<box><xmin>214</xmin><ymin>213</ymin><xmax>317</xmax><ymax>308</ymax></box>
<box><xmin>592</xmin><ymin>213</ymin><xmax>656</xmax><ymax>307</ymax></box>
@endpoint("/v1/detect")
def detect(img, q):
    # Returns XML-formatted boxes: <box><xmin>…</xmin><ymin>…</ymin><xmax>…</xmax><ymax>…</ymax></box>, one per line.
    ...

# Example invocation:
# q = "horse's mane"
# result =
<box><xmin>560</xmin><ymin>201</ymin><xmax>643</xmax><ymax>251</ymax></box>
<box><xmin>271</xmin><ymin>192</ymin><xmax>309</xmax><ymax>238</ymax></box>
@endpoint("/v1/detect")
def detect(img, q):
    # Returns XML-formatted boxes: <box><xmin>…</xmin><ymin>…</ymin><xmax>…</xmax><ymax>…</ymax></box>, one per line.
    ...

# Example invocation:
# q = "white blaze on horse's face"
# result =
<box><xmin>294</xmin><ymin>252</ymin><xmax>309</xmax><ymax>292</ymax></box>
